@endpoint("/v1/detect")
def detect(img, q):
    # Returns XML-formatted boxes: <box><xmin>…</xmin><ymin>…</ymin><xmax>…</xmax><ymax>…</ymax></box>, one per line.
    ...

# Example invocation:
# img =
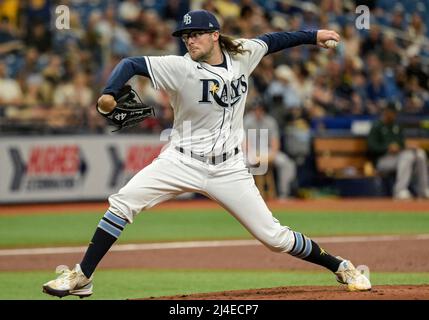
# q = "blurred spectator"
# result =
<box><xmin>311</xmin><ymin>73</ymin><xmax>333</xmax><ymax>117</ymax></box>
<box><xmin>341</xmin><ymin>23</ymin><xmax>360</xmax><ymax>60</ymax></box>
<box><xmin>283</xmin><ymin>105</ymin><xmax>312</xmax><ymax>164</ymax></box>
<box><xmin>406</xmin><ymin>55</ymin><xmax>429</xmax><ymax>90</ymax></box>
<box><xmin>0</xmin><ymin>15</ymin><xmax>23</xmax><ymax>56</ymax></box>
<box><xmin>244</xmin><ymin>100</ymin><xmax>297</xmax><ymax>199</ymax></box>
<box><xmin>14</xmin><ymin>74</ymin><xmax>47</xmax><ymax>124</ymax></box>
<box><xmin>53</xmin><ymin>71</ymin><xmax>93</xmax><ymax>109</ymax></box>
<box><xmin>366</xmin><ymin>70</ymin><xmax>388</xmax><ymax>114</ymax></box>
<box><xmin>379</xmin><ymin>31</ymin><xmax>402</xmax><ymax>69</ymax></box>
<box><xmin>81</xmin><ymin>11</ymin><xmax>103</xmax><ymax>69</ymax></box>
<box><xmin>22</xmin><ymin>0</ymin><xmax>51</xmax><ymax>25</ymax></box>
<box><xmin>143</xmin><ymin>12</ymin><xmax>177</xmax><ymax>55</ymax></box>
<box><xmin>0</xmin><ymin>0</ymin><xmax>19</xmax><ymax>27</ymax></box>
<box><xmin>163</xmin><ymin>0</ymin><xmax>189</xmax><ymax>22</ymax></box>
<box><xmin>131</xmin><ymin>9</ymin><xmax>176</xmax><ymax>56</ymax></box>
<box><xmin>405</xmin><ymin>13</ymin><xmax>427</xmax><ymax>58</ymax></box>
<box><xmin>22</xmin><ymin>74</ymin><xmax>43</xmax><ymax>107</ymax></box>
<box><xmin>389</xmin><ymin>5</ymin><xmax>405</xmax><ymax>32</ymax></box>
<box><xmin>294</xmin><ymin>63</ymin><xmax>314</xmax><ymax>109</ymax></box>
<box><xmin>237</xmin><ymin>2</ymin><xmax>270</xmax><ymax>38</ymax></box>
<box><xmin>62</xmin><ymin>41</ymin><xmax>85</xmax><ymax>78</ymax></box>
<box><xmin>265</xmin><ymin>64</ymin><xmax>302</xmax><ymax>129</ymax></box>
<box><xmin>392</xmin><ymin>65</ymin><xmax>407</xmax><ymax>100</ymax></box>
<box><xmin>403</xmin><ymin>76</ymin><xmax>429</xmax><ymax>115</ymax></box>
<box><xmin>213</xmin><ymin>0</ymin><xmax>241</xmax><ymax>19</ymax></box>
<box><xmin>96</xmin><ymin>5</ymin><xmax>133</xmax><ymax>57</ymax></box>
<box><xmin>118</xmin><ymin>0</ymin><xmax>142</xmax><ymax>28</ymax></box>
<box><xmin>320</xmin><ymin>0</ymin><xmax>343</xmax><ymax>15</ymax></box>
<box><xmin>350</xmin><ymin>69</ymin><xmax>368</xmax><ymax>104</ymax></box>
<box><xmin>0</xmin><ymin>61</ymin><xmax>23</xmax><ymax>117</ymax></box>
<box><xmin>349</xmin><ymin>91</ymin><xmax>365</xmax><ymax>115</ymax></box>
<box><xmin>408</xmin><ymin>13</ymin><xmax>426</xmax><ymax>40</ymax></box>
<box><xmin>367</xmin><ymin>102</ymin><xmax>429</xmax><ymax>199</ymax></box>
<box><xmin>252</xmin><ymin>54</ymin><xmax>275</xmax><ymax>94</ymax></box>
<box><xmin>49</xmin><ymin>70</ymin><xmax>93</xmax><ymax>131</ymax></box>
<box><xmin>25</xmin><ymin>20</ymin><xmax>52</xmax><ymax>53</ymax></box>
<box><xmin>16</xmin><ymin>46</ymin><xmax>40</xmax><ymax>87</ymax></box>
<box><xmin>301</xmin><ymin>2</ymin><xmax>319</xmax><ymax>29</ymax></box>
<box><xmin>360</xmin><ymin>24</ymin><xmax>383</xmax><ymax>58</ymax></box>
<box><xmin>40</xmin><ymin>54</ymin><xmax>64</xmax><ymax>105</ymax></box>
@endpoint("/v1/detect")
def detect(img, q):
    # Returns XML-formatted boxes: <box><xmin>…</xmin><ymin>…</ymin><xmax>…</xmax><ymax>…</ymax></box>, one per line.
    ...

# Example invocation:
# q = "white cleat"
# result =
<box><xmin>394</xmin><ymin>189</ymin><xmax>413</xmax><ymax>200</ymax></box>
<box><xmin>42</xmin><ymin>264</ymin><xmax>93</xmax><ymax>298</ymax></box>
<box><xmin>335</xmin><ymin>257</ymin><xmax>371</xmax><ymax>292</ymax></box>
<box><xmin>422</xmin><ymin>188</ymin><xmax>429</xmax><ymax>199</ymax></box>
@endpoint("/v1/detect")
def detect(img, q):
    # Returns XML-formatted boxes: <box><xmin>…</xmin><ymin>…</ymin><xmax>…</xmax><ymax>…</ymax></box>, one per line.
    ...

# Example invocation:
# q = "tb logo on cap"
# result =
<box><xmin>183</xmin><ymin>14</ymin><xmax>192</xmax><ymax>25</ymax></box>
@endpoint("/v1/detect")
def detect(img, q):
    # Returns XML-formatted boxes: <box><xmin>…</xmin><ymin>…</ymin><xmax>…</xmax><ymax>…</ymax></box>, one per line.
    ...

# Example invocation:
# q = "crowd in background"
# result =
<box><xmin>0</xmin><ymin>0</ymin><xmax>428</xmax><ymax>137</ymax></box>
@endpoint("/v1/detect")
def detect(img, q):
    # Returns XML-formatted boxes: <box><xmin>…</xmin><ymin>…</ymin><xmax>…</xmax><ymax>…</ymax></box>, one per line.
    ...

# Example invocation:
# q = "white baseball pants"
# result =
<box><xmin>108</xmin><ymin>146</ymin><xmax>295</xmax><ymax>253</ymax></box>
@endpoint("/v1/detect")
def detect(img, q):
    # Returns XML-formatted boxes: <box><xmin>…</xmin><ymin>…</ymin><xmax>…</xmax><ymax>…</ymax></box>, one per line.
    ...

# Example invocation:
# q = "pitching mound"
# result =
<box><xmin>145</xmin><ymin>285</ymin><xmax>429</xmax><ymax>300</ymax></box>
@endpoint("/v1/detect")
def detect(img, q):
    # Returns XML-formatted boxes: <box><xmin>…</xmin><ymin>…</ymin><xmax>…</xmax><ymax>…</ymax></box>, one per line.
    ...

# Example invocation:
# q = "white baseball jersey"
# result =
<box><xmin>144</xmin><ymin>38</ymin><xmax>268</xmax><ymax>156</ymax></box>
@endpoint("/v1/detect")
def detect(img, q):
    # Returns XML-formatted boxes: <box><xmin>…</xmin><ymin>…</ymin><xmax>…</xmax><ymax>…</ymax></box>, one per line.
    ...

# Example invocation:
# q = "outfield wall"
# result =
<box><xmin>0</xmin><ymin>135</ymin><xmax>166</xmax><ymax>203</ymax></box>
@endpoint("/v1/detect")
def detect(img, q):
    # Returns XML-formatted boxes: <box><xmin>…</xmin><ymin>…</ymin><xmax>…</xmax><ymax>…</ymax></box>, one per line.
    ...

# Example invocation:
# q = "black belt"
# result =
<box><xmin>175</xmin><ymin>146</ymin><xmax>239</xmax><ymax>165</ymax></box>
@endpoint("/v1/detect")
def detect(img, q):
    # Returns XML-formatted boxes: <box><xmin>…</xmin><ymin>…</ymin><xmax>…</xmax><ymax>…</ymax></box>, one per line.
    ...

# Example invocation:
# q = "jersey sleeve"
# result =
<box><xmin>257</xmin><ymin>31</ymin><xmax>317</xmax><ymax>55</ymax></box>
<box><xmin>237</xmin><ymin>38</ymin><xmax>268</xmax><ymax>75</ymax></box>
<box><xmin>144</xmin><ymin>55</ymin><xmax>190</xmax><ymax>92</ymax></box>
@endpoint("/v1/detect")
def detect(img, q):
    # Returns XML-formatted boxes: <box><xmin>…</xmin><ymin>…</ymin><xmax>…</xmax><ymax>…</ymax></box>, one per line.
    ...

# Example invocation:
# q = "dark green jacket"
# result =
<box><xmin>367</xmin><ymin>120</ymin><xmax>405</xmax><ymax>162</ymax></box>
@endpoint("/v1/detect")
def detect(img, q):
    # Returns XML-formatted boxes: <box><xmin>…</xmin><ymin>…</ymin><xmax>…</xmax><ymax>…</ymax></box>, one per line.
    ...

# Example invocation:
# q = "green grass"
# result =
<box><xmin>1</xmin><ymin>208</ymin><xmax>427</xmax><ymax>300</ymax></box>
<box><xmin>0</xmin><ymin>269</ymin><xmax>427</xmax><ymax>300</ymax></box>
<box><xmin>1</xmin><ymin>209</ymin><xmax>429</xmax><ymax>247</ymax></box>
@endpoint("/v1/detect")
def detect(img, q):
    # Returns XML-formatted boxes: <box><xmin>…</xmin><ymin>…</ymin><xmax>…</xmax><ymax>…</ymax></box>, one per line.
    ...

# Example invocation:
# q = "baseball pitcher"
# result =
<box><xmin>42</xmin><ymin>10</ymin><xmax>371</xmax><ymax>298</ymax></box>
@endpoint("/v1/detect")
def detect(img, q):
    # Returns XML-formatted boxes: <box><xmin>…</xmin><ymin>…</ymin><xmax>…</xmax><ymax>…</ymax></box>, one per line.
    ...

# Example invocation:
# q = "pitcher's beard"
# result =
<box><xmin>189</xmin><ymin>42</ymin><xmax>214</xmax><ymax>63</ymax></box>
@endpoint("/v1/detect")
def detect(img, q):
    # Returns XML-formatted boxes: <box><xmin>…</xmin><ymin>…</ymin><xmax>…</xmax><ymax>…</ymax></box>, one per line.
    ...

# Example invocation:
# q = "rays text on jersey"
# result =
<box><xmin>199</xmin><ymin>75</ymin><xmax>247</xmax><ymax>107</ymax></box>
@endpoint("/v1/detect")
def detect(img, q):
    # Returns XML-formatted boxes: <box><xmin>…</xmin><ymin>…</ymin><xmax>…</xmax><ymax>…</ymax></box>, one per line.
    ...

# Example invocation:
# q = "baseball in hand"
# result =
<box><xmin>325</xmin><ymin>40</ymin><xmax>338</xmax><ymax>48</ymax></box>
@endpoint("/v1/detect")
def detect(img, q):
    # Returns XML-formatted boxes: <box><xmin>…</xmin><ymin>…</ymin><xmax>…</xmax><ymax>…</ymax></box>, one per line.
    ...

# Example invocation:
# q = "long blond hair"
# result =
<box><xmin>219</xmin><ymin>33</ymin><xmax>249</xmax><ymax>56</ymax></box>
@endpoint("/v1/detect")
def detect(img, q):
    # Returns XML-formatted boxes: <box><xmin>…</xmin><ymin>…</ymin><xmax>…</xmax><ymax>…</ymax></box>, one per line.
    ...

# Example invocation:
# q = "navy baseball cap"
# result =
<box><xmin>172</xmin><ymin>10</ymin><xmax>220</xmax><ymax>37</ymax></box>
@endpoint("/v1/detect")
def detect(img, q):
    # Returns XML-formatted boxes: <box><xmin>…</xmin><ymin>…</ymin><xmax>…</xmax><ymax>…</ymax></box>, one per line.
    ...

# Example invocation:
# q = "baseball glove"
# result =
<box><xmin>98</xmin><ymin>85</ymin><xmax>155</xmax><ymax>132</ymax></box>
